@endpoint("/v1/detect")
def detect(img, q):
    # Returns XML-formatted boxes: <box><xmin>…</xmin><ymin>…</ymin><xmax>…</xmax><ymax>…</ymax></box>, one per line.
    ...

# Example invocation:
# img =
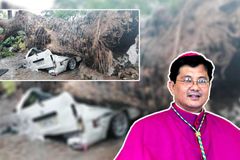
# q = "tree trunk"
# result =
<box><xmin>7</xmin><ymin>10</ymin><xmax>12</xmax><ymax>19</ymax></box>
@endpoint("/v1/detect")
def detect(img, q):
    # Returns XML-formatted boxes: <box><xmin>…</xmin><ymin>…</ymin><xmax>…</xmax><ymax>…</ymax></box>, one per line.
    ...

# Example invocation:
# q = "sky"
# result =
<box><xmin>1</xmin><ymin>0</ymin><xmax>55</xmax><ymax>15</ymax></box>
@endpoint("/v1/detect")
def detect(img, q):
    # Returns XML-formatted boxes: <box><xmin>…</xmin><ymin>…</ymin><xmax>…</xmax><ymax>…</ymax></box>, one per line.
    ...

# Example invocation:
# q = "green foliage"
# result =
<box><xmin>55</xmin><ymin>0</ymin><xmax>81</xmax><ymax>9</ymax></box>
<box><xmin>0</xmin><ymin>49</ymin><xmax>14</xmax><ymax>58</ymax></box>
<box><xmin>42</xmin><ymin>10</ymin><xmax>84</xmax><ymax>20</ymax></box>
<box><xmin>1</xmin><ymin>81</ymin><xmax>16</xmax><ymax>96</ymax></box>
<box><xmin>0</xmin><ymin>31</ymin><xmax>26</xmax><ymax>57</ymax></box>
<box><xmin>18</xmin><ymin>41</ymin><xmax>26</xmax><ymax>51</ymax></box>
<box><xmin>0</xmin><ymin>10</ymin><xmax>7</xmax><ymax>19</ymax></box>
<box><xmin>0</xmin><ymin>28</ymin><xmax>4</xmax><ymax>34</ymax></box>
<box><xmin>1</xmin><ymin>36</ymin><xmax>15</xmax><ymax>47</ymax></box>
<box><xmin>15</xmin><ymin>32</ymin><xmax>26</xmax><ymax>51</ymax></box>
<box><xmin>160</xmin><ymin>0</ymin><xmax>183</xmax><ymax>14</ymax></box>
<box><xmin>54</xmin><ymin>0</ymin><xmax>183</xmax><ymax>15</ymax></box>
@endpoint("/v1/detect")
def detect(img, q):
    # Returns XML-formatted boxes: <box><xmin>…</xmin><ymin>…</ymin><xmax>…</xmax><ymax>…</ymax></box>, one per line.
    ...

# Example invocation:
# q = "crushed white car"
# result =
<box><xmin>15</xmin><ymin>88</ymin><xmax>141</xmax><ymax>150</ymax></box>
<box><xmin>24</xmin><ymin>48</ymin><xmax>81</xmax><ymax>76</ymax></box>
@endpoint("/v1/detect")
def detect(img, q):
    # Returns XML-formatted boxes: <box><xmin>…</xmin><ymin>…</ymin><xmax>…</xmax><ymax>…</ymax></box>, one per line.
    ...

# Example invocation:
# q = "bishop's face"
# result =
<box><xmin>168</xmin><ymin>64</ymin><xmax>211</xmax><ymax>113</ymax></box>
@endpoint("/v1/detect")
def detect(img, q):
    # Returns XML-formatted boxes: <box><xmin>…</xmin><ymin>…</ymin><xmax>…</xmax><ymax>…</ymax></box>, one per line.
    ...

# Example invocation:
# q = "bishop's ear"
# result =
<box><xmin>167</xmin><ymin>80</ymin><xmax>175</xmax><ymax>96</ymax></box>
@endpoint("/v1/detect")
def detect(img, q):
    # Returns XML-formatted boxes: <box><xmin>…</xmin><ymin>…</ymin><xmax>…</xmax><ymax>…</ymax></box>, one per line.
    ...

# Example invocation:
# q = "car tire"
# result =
<box><xmin>67</xmin><ymin>58</ymin><xmax>77</xmax><ymax>70</ymax></box>
<box><xmin>109</xmin><ymin>112</ymin><xmax>129</xmax><ymax>138</ymax></box>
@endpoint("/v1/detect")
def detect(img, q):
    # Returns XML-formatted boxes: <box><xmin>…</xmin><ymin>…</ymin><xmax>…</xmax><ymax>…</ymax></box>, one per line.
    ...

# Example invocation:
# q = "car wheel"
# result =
<box><xmin>67</xmin><ymin>58</ymin><xmax>77</xmax><ymax>70</ymax></box>
<box><xmin>109</xmin><ymin>112</ymin><xmax>129</xmax><ymax>138</ymax></box>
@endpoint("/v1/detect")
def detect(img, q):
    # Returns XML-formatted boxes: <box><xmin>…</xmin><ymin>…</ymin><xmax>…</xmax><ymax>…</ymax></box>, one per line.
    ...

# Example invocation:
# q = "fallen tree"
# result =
<box><xmin>59</xmin><ymin>0</ymin><xmax>240</xmax><ymax>121</ymax></box>
<box><xmin>3</xmin><ymin>1</ymin><xmax>240</xmax><ymax>122</ymax></box>
<box><xmin>140</xmin><ymin>0</ymin><xmax>240</xmax><ymax>112</ymax></box>
<box><xmin>0</xmin><ymin>10</ymin><xmax>139</xmax><ymax>77</ymax></box>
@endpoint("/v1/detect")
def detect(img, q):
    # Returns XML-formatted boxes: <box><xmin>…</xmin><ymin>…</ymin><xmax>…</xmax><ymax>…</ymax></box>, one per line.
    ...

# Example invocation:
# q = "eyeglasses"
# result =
<box><xmin>176</xmin><ymin>76</ymin><xmax>209</xmax><ymax>87</ymax></box>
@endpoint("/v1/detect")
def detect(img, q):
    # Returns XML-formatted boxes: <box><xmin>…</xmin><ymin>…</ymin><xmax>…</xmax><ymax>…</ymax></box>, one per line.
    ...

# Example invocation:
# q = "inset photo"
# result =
<box><xmin>0</xmin><ymin>9</ymin><xmax>139</xmax><ymax>80</ymax></box>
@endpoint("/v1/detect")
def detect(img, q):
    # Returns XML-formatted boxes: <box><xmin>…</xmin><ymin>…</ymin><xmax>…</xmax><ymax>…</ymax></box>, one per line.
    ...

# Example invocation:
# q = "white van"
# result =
<box><xmin>16</xmin><ymin>88</ymin><xmax>141</xmax><ymax>150</ymax></box>
<box><xmin>24</xmin><ymin>48</ymin><xmax>81</xmax><ymax>76</ymax></box>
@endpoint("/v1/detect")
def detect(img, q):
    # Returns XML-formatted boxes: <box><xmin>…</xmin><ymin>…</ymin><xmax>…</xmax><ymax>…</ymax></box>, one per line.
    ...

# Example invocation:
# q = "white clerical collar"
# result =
<box><xmin>175</xmin><ymin>102</ymin><xmax>202</xmax><ymax>115</ymax></box>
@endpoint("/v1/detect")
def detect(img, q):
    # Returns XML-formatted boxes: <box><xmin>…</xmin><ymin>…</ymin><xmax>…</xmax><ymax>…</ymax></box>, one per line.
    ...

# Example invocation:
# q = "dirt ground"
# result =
<box><xmin>0</xmin><ymin>53</ymin><xmax>138</xmax><ymax>80</ymax></box>
<box><xmin>0</xmin><ymin>96</ymin><xmax>125</xmax><ymax>160</ymax></box>
<box><xmin>0</xmin><ymin>53</ymin><xmax>88</xmax><ymax>80</ymax></box>
<box><xmin>0</xmin><ymin>134</ymin><xmax>123</xmax><ymax>160</ymax></box>
<box><xmin>0</xmin><ymin>54</ymin><xmax>135</xmax><ymax>160</ymax></box>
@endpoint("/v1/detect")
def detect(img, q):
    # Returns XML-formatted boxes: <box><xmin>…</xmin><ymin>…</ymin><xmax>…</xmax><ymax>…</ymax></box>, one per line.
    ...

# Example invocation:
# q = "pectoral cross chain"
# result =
<box><xmin>195</xmin><ymin>131</ymin><xmax>206</xmax><ymax>160</ymax></box>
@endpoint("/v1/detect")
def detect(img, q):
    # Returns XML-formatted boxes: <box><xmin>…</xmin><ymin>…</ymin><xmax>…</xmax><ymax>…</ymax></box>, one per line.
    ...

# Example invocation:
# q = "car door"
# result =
<box><xmin>26</xmin><ymin>49</ymin><xmax>55</xmax><ymax>70</ymax></box>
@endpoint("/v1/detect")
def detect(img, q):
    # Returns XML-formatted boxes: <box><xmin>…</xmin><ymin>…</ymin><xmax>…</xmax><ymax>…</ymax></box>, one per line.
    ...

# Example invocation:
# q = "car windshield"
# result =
<box><xmin>73</xmin><ymin>96</ymin><xmax>97</xmax><ymax>106</ymax></box>
<box><xmin>22</xmin><ymin>90</ymin><xmax>52</xmax><ymax>109</ymax></box>
<box><xmin>27</xmin><ymin>48</ymin><xmax>42</xmax><ymax>57</ymax></box>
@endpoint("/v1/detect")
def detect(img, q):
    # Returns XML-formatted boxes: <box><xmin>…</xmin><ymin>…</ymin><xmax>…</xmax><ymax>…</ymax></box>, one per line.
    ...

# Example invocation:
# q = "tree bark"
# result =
<box><xmin>7</xmin><ymin>10</ymin><xmax>12</xmax><ymax>19</ymax></box>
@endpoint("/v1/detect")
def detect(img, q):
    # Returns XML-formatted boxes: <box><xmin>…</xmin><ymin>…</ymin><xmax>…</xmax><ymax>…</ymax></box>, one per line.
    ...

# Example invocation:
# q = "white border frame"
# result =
<box><xmin>0</xmin><ymin>9</ymin><xmax>141</xmax><ymax>81</ymax></box>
